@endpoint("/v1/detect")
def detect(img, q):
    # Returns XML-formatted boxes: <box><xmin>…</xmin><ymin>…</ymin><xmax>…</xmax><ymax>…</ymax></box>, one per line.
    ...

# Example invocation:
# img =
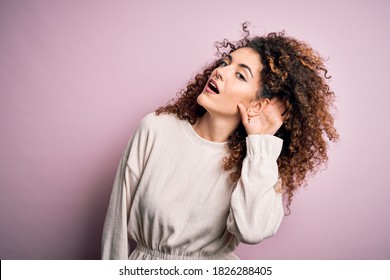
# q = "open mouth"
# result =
<box><xmin>207</xmin><ymin>79</ymin><xmax>219</xmax><ymax>94</ymax></box>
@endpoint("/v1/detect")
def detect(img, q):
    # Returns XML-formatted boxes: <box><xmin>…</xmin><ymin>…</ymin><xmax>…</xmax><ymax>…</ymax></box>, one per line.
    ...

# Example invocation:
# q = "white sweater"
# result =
<box><xmin>101</xmin><ymin>112</ymin><xmax>284</xmax><ymax>260</ymax></box>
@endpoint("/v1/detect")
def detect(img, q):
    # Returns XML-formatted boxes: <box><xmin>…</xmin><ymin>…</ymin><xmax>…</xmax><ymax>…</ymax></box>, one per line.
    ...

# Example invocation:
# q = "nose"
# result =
<box><xmin>215</xmin><ymin>68</ymin><xmax>223</xmax><ymax>81</ymax></box>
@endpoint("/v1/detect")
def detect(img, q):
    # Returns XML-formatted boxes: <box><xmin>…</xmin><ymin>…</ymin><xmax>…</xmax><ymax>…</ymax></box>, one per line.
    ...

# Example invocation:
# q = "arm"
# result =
<box><xmin>101</xmin><ymin>115</ymin><xmax>152</xmax><ymax>259</ymax></box>
<box><xmin>226</xmin><ymin>134</ymin><xmax>284</xmax><ymax>244</ymax></box>
<box><xmin>101</xmin><ymin>149</ymin><xmax>139</xmax><ymax>259</ymax></box>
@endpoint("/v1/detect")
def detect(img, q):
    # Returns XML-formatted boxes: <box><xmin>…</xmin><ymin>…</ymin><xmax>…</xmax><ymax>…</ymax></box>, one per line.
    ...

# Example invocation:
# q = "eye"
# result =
<box><xmin>219</xmin><ymin>60</ymin><xmax>228</xmax><ymax>67</ymax></box>
<box><xmin>236</xmin><ymin>72</ymin><xmax>247</xmax><ymax>82</ymax></box>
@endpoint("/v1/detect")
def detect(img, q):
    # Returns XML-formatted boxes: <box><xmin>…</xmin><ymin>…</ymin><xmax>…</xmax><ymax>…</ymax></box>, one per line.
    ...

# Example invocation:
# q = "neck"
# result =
<box><xmin>192</xmin><ymin>112</ymin><xmax>240</xmax><ymax>143</ymax></box>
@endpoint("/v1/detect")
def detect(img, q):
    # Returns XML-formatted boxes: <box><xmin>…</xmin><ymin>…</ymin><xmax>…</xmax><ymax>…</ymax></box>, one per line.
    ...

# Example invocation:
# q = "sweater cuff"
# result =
<box><xmin>246</xmin><ymin>134</ymin><xmax>283</xmax><ymax>158</ymax></box>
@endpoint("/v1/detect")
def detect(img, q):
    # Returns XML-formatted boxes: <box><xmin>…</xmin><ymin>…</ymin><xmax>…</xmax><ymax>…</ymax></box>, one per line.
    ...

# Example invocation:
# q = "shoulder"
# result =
<box><xmin>127</xmin><ymin>112</ymin><xmax>183</xmax><ymax>153</ymax></box>
<box><xmin>124</xmin><ymin>113</ymin><xmax>174</xmax><ymax>155</ymax></box>
<box><xmin>138</xmin><ymin>112</ymin><xmax>182</xmax><ymax>131</ymax></box>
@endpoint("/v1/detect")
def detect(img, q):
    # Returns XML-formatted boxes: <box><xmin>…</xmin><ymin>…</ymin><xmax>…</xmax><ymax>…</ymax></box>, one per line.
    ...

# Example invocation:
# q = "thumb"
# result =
<box><xmin>237</xmin><ymin>103</ymin><xmax>249</xmax><ymax>124</ymax></box>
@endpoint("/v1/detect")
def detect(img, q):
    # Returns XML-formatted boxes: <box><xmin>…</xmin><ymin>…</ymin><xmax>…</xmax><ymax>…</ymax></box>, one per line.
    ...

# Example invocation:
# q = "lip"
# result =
<box><xmin>205</xmin><ymin>78</ymin><xmax>219</xmax><ymax>94</ymax></box>
<box><xmin>205</xmin><ymin>85</ymin><xmax>217</xmax><ymax>94</ymax></box>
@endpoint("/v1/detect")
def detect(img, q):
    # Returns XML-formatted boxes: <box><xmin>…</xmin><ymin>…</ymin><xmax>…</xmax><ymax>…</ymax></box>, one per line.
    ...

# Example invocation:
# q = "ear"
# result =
<box><xmin>249</xmin><ymin>99</ymin><xmax>270</xmax><ymax>115</ymax></box>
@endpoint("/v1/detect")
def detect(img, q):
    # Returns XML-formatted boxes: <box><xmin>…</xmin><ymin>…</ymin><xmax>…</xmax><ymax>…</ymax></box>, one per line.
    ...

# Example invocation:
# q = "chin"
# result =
<box><xmin>197</xmin><ymin>97</ymin><xmax>234</xmax><ymax>116</ymax></box>
<box><xmin>196</xmin><ymin>92</ymin><xmax>208</xmax><ymax>108</ymax></box>
<box><xmin>196</xmin><ymin>93</ymin><xmax>218</xmax><ymax>113</ymax></box>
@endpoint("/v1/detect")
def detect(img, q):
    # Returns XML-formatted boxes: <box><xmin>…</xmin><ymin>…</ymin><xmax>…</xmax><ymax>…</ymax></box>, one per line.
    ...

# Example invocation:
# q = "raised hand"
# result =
<box><xmin>237</xmin><ymin>98</ymin><xmax>285</xmax><ymax>136</ymax></box>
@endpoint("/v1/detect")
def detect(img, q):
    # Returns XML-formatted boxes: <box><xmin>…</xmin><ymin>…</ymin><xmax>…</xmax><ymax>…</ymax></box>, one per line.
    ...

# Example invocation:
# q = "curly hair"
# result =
<box><xmin>156</xmin><ymin>23</ymin><xmax>339</xmax><ymax>212</ymax></box>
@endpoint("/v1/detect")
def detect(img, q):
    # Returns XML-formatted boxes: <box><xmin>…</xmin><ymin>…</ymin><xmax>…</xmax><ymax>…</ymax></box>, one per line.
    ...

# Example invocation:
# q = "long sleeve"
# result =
<box><xmin>101</xmin><ymin>117</ymin><xmax>151</xmax><ymax>260</ymax></box>
<box><xmin>226</xmin><ymin>134</ymin><xmax>284</xmax><ymax>244</ymax></box>
<box><xmin>101</xmin><ymin>149</ymin><xmax>139</xmax><ymax>259</ymax></box>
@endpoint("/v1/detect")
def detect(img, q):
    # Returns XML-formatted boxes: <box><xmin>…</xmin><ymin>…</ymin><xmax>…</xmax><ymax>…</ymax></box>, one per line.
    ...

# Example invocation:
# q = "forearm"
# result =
<box><xmin>227</xmin><ymin>134</ymin><xmax>284</xmax><ymax>244</ymax></box>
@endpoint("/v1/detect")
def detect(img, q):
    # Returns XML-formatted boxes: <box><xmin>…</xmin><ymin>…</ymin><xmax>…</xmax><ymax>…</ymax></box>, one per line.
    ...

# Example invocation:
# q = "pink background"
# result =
<box><xmin>1</xmin><ymin>0</ymin><xmax>389</xmax><ymax>260</ymax></box>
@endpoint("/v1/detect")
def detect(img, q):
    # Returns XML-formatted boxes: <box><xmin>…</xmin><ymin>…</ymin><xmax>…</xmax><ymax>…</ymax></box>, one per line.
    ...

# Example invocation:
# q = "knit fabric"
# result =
<box><xmin>101</xmin><ymin>112</ymin><xmax>284</xmax><ymax>260</ymax></box>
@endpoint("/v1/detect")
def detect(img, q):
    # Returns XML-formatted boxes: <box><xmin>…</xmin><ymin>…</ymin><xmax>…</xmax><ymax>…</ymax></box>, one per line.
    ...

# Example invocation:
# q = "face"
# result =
<box><xmin>197</xmin><ymin>47</ymin><xmax>262</xmax><ymax>118</ymax></box>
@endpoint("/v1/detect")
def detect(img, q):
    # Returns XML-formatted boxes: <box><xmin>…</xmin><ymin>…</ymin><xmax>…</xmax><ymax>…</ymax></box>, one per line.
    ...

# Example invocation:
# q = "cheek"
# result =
<box><xmin>226</xmin><ymin>84</ymin><xmax>257</xmax><ymax>104</ymax></box>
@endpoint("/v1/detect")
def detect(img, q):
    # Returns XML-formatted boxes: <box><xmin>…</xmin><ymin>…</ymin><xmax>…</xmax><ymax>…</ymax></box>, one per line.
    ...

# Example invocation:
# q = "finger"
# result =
<box><xmin>268</xmin><ymin>98</ymin><xmax>282</xmax><ymax>108</ymax></box>
<box><xmin>267</xmin><ymin>99</ymin><xmax>285</xmax><ymax>116</ymax></box>
<box><xmin>269</xmin><ymin>97</ymin><xmax>280</xmax><ymax>105</ymax></box>
<box><xmin>276</xmin><ymin>100</ymin><xmax>286</xmax><ymax>113</ymax></box>
<box><xmin>237</xmin><ymin>103</ymin><xmax>249</xmax><ymax>124</ymax></box>
<box><xmin>262</xmin><ymin>104</ymin><xmax>285</xmax><ymax>127</ymax></box>
<box><xmin>276</xmin><ymin>99</ymin><xmax>286</xmax><ymax>113</ymax></box>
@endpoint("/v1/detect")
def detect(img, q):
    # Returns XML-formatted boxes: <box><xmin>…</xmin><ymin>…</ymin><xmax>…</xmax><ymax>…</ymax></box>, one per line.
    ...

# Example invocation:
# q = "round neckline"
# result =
<box><xmin>180</xmin><ymin>119</ymin><xmax>227</xmax><ymax>151</ymax></box>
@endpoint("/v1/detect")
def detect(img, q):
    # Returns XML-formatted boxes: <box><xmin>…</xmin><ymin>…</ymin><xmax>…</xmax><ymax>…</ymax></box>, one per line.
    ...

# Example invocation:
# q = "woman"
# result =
<box><xmin>101</xmin><ymin>24</ymin><xmax>339</xmax><ymax>260</ymax></box>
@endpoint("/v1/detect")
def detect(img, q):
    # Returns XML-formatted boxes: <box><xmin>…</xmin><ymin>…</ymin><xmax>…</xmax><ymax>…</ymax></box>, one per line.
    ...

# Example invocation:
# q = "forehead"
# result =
<box><xmin>229</xmin><ymin>47</ymin><xmax>262</xmax><ymax>75</ymax></box>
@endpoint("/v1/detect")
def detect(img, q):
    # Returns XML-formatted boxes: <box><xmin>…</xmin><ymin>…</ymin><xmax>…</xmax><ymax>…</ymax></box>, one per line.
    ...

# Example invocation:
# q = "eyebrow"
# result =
<box><xmin>226</xmin><ymin>54</ymin><xmax>254</xmax><ymax>78</ymax></box>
